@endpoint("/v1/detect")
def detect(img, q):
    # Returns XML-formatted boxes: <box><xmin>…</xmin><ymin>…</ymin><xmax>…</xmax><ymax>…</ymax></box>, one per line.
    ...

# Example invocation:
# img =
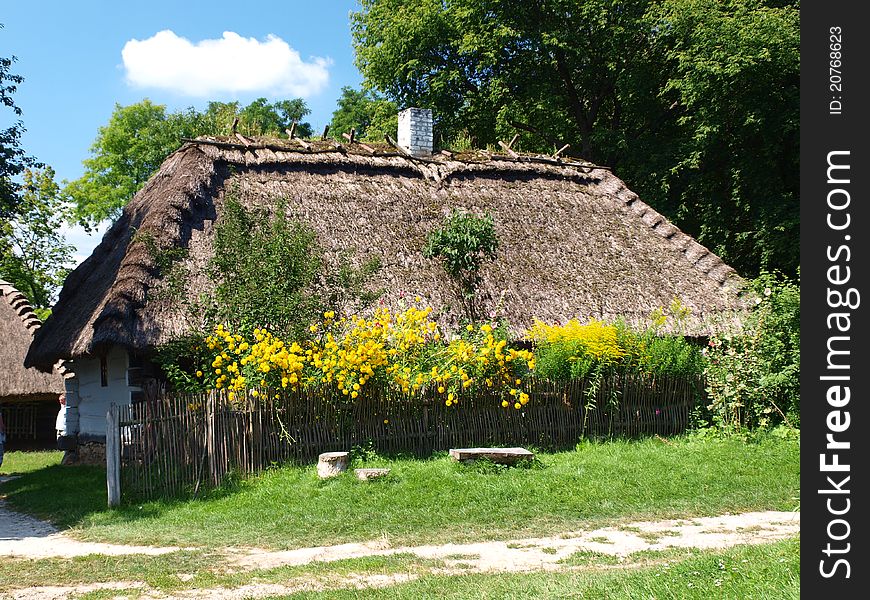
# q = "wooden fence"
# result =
<box><xmin>116</xmin><ymin>374</ymin><xmax>702</xmax><ymax>500</ymax></box>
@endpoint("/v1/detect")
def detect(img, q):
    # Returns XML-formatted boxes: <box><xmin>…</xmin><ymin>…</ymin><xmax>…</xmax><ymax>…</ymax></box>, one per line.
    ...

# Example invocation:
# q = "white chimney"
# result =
<box><xmin>397</xmin><ymin>108</ymin><xmax>433</xmax><ymax>157</ymax></box>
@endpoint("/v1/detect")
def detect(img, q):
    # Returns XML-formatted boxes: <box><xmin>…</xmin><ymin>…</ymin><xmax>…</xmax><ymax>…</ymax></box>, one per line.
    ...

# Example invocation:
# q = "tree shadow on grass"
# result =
<box><xmin>0</xmin><ymin>461</ymin><xmax>228</xmax><ymax>531</ymax></box>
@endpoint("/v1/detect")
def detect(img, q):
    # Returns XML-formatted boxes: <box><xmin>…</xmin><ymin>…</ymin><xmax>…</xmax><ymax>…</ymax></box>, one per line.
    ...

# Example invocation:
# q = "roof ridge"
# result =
<box><xmin>0</xmin><ymin>279</ymin><xmax>45</xmax><ymax>335</ymax></box>
<box><xmin>603</xmin><ymin>177</ymin><xmax>744</xmax><ymax>295</ymax></box>
<box><xmin>183</xmin><ymin>135</ymin><xmax>608</xmax><ymax>172</ymax></box>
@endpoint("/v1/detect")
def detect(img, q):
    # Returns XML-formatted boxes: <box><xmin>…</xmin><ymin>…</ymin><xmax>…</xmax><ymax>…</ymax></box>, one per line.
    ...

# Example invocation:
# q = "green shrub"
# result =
<box><xmin>703</xmin><ymin>272</ymin><xmax>800</xmax><ymax>431</ymax></box>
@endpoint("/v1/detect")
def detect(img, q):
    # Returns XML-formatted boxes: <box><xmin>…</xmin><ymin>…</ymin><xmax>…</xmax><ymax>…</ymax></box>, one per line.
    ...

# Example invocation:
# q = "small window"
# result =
<box><xmin>100</xmin><ymin>355</ymin><xmax>108</xmax><ymax>387</ymax></box>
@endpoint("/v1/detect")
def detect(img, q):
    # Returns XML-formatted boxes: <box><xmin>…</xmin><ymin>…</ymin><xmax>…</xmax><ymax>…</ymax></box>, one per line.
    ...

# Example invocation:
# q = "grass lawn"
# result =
<box><xmin>0</xmin><ymin>434</ymin><xmax>799</xmax><ymax>550</ymax></box>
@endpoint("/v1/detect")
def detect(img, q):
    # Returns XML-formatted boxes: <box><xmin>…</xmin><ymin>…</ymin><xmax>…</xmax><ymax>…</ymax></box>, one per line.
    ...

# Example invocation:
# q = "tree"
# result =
<box><xmin>66</xmin><ymin>97</ymin><xmax>314</xmax><ymax>228</ymax></box>
<box><xmin>329</xmin><ymin>86</ymin><xmax>397</xmax><ymax>141</ymax></box>
<box><xmin>0</xmin><ymin>167</ymin><xmax>74</xmax><ymax>313</ymax></box>
<box><xmin>351</xmin><ymin>0</ymin><xmax>799</xmax><ymax>276</ymax></box>
<box><xmin>632</xmin><ymin>0</ymin><xmax>800</xmax><ymax>276</ymax></box>
<box><xmin>352</xmin><ymin>0</ymin><xmax>652</xmax><ymax>157</ymax></box>
<box><xmin>1</xmin><ymin>25</ymin><xmax>40</xmax><ymax>220</ymax></box>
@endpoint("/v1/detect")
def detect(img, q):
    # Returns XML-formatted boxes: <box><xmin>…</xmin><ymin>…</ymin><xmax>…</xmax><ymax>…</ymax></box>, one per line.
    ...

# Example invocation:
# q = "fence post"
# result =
<box><xmin>106</xmin><ymin>403</ymin><xmax>121</xmax><ymax>507</ymax></box>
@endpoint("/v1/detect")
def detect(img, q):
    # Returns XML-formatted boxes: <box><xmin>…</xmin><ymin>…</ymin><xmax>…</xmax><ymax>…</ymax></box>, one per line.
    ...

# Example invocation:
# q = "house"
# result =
<box><xmin>25</xmin><ymin>109</ymin><xmax>747</xmax><ymax>454</ymax></box>
<box><xmin>0</xmin><ymin>280</ymin><xmax>66</xmax><ymax>449</ymax></box>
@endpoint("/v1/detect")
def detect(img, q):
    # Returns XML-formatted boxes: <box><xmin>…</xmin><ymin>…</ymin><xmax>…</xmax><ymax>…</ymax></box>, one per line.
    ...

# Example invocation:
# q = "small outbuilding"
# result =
<box><xmin>0</xmin><ymin>280</ymin><xmax>66</xmax><ymax>449</ymax></box>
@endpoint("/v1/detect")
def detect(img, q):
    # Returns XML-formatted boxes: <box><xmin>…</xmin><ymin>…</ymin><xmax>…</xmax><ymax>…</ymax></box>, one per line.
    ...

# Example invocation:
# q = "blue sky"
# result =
<box><xmin>3</xmin><ymin>1</ymin><xmax>364</xmax><ymax>261</ymax></box>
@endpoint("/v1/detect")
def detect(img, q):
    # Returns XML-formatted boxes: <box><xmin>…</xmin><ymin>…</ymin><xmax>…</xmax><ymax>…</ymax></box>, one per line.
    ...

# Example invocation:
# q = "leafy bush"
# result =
<box><xmin>423</xmin><ymin>210</ymin><xmax>498</xmax><ymax>320</ymax></box>
<box><xmin>191</xmin><ymin>301</ymin><xmax>535</xmax><ymax>409</ymax></box>
<box><xmin>702</xmin><ymin>272</ymin><xmax>800</xmax><ymax>431</ymax></box>
<box><xmin>209</xmin><ymin>195</ymin><xmax>322</xmax><ymax>340</ymax></box>
<box><xmin>528</xmin><ymin>319</ymin><xmax>705</xmax><ymax>381</ymax></box>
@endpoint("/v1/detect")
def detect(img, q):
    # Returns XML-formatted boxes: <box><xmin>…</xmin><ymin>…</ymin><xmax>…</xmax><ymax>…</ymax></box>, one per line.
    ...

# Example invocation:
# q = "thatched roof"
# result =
<box><xmin>0</xmin><ymin>280</ymin><xmax>65</xmax><ymax>398</ymax></box>
<box><xmin>25</xmin><ymin>136</ymin><xmax>747</xmax><ymax>371</ymax></box>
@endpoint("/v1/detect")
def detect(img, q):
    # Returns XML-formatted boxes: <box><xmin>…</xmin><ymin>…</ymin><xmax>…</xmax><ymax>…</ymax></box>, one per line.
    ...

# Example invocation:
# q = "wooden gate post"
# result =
<box><xmin>106</xmin><ymin>403</ymin><xmax>121</xmax><ymax>507</ymax></box>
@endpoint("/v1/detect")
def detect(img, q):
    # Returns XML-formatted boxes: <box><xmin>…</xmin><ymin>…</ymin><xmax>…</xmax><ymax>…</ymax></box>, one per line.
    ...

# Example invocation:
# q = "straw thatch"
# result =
<box><xmin>25</xmin><ymin>136</ymin><xmax>748</xmax><ymax>371</ymax></box>
<box><xmin>0</xmin><ymin>280</ymin><xmax>65</xmax><ymax>398</ymax></box>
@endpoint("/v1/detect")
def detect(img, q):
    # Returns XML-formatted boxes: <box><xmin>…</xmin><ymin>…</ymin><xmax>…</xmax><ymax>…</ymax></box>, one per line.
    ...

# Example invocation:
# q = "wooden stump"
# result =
<box><xmin>317</xmin><ymin>452</ymin><xmax>349</xmax><ymax>478</ymax></box>
<box><xmin>448</xmin><ymin>447</ymin><xmax>534</xmax><ymax>465</ymax></box>
<box><xmin>354</xmin><ymin>468</ymin><xmax>391</xmax><ymax>481</ymax></box>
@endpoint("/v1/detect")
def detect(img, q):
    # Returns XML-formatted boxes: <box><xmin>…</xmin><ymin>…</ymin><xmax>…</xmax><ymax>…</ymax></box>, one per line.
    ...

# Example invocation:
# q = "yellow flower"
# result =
<box><xmin>501</xmin><ymin>400</ymin><xmax>509</xmax><ymax>408</ymax></box>
<box><xmin>196</xmin><ymin>370</ymin><xmax>203</xmax><ymax>378</ymax></box>
<box><xmin>514</xmin><ymin>402</ymin><xmax>521</xmax><ymax>409</ymax></box>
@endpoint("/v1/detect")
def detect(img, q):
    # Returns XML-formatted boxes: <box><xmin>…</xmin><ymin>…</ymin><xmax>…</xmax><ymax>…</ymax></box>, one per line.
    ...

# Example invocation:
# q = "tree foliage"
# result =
<box><xmin>352</xmin><ymin>0</ymin><xmax>799</xmax><ymax>276</ymax></box>
<box><xmin>329</xmin><ymin>86</ymin><xmax>398</xmax><ymax>141</ymax></box>
<box><xmin>66</xmin><ymin>97</ymin><xmax>314</xmax><ymax>228</ymax></box>
<box><xmin>423</xmin><ymin>210</ymin><xmax>498</xmax><ymax>320</ymax></box>
<box><xmin>1</xmin><ymin>26</ymin><xmax>40</xmax><ymax>220</ymax></box>
<box><xmin>209</xmin><ymin>195</ymin><xmax>323</xmax><ymax>341</ymax></box>
<box><xmin>0</xmin><ymin>168</ymin><xmax>74</xmax><ymax>312</ymax></box>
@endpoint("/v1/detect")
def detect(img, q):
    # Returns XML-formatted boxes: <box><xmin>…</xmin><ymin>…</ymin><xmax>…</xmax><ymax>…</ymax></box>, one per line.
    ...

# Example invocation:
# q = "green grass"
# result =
<box><xmin>0</xmin><ymin>551</ymin><xmax>444</xmax><ymax>595</ymax></box>
<box><xmin>0</xmin><ymin>435</ymin><xmax>799</xmax><ymax>550</ymax></box>
<box><xmin>280</xmin><ymin>538</ymin><xmax>800</xmax><ymax>599</ymax></box>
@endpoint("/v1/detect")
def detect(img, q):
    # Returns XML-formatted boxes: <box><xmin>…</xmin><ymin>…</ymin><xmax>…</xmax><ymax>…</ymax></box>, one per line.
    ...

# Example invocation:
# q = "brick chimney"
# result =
<box><xmin>397</xmin><ymin>108</ymin><xmax>433</xmax><ymax>157</ymax></box>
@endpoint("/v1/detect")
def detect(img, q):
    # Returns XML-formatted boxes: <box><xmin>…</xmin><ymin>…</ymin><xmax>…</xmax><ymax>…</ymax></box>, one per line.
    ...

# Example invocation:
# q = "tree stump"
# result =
<box><xmin>317</xmin><ymin>452</ymin><xmax>349</xmax><ymax>478</ymax></box>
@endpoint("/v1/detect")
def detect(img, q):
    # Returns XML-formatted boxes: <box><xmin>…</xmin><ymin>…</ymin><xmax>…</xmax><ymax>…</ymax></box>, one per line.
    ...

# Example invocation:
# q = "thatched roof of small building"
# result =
<box><xmin>25</xmin><ymin>136</ymin><xmax>748</xmax><ymax>371</ymax></box>
<box><xmin>0</xmin><ymin>280</ymin><xmax>65</xmax><ymax>398</ymax></box>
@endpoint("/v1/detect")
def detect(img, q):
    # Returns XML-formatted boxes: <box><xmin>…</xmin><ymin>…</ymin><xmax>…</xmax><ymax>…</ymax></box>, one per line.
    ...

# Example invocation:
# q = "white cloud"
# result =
<box><xmin>59</xmin><ymin>221</ymin><xmax>109</xmax><ymax>267</ymax></box>
<box><xmin>121</xmin><ymin>30</ymin><xmax>331</xmax><ymax>97</ymax></box>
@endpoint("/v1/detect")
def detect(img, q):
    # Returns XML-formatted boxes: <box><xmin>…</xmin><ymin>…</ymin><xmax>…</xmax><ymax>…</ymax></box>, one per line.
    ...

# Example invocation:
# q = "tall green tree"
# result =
<box><xmin>0</xmin><ymin>167</ymin><xmax>74</xmax><ymax>313</ymax></box>
<box><xmin>329</xmin><ymin>86</ymin><xmax>398</xmax><ymax>141</ymax></box>
<box><xmin>1</xmin><ymin>25</ymin><xmax>40</xmax><ymax>220</ymax></box>
<box><xmin>66</xmin><ymin>97</ymin><xmax>314</xmax><ymax>228</ymax></box>
<box><xmin>634</xmin><ymin>0</ymin><xmax>800</xmax><ymax>276</ymax></box>
<box><xmin>351</xmin><ymin>0</ymin><xmax>799</xmax><ymax>276</ymax></box>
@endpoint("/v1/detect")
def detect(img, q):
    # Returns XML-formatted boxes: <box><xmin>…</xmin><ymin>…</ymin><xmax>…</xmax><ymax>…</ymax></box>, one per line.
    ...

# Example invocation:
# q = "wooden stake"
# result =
<box><xmin>321</xmin><ymin>125</ymin><xmax>330</xmax><ymax>140</ymax></box>
<box><xmin>553</xmin><ymin>143</ymin><xmax>570</xmax><ymax>158</ymax></box>
<box><xmin>498</xmin><ymin>140</ymin><xmax>519</xmax><ymax>158</ymax></box>
<box><xmin>231</xmin><ymin>116</ymin><xmax>239</xmax><ymax>134</ymax></box>
<box><xmin>286</xmin><ymin>121</ymin><xmax>297</xmax><ymax>139</ymax></box>
<box><xmin>106</xmin><ymin>404</ymin><xmax>121</xmax><ymax>507</ymax></box>
<box><xmin>235</xmin><ymin>133</ymin><xmax>251</xmax><ymax>147</ymax></box>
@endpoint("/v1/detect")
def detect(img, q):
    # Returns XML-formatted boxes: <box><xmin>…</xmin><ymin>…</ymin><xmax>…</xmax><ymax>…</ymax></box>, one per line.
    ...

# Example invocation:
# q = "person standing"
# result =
<box><xmin>55</xmin><ymin>393</ymin><xmax>66</xmax><ymax>439</ymax></box>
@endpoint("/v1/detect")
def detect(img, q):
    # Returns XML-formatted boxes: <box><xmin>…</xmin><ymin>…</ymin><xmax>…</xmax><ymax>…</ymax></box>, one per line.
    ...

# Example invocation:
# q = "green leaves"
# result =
<box><xmin>703</xmin><ymin>272</ymin><xmax>800</xmax><ymax>431</ymax></box>
<box><xmin>423</xmin><ymin>210</ymin><xmax>498</xmax><ymax>279</ymax></box>
<box><xmin>65</xmin><ymin>97</ymin><xmax>315</xmax><ymax>229</ymax></box>
<box><xmin>423</xmin><ymin>210</ymin><xmax>498</xmax><ymax>319</ymax></box>
<box><xmin>209</xmin><ymin>195</ymin><xmax>322</xmax><ymax>340</ymax></box>
<box><xmin>353</xmin><ymin>0</ymin><xmax>799</xmax><ymax>276</ymax></box>
<box><xmin>329</xmin><ymin>86</ymin><xmax>398</xmax><ymax>141</ymax></box>
<box><xmin>0</xmin><ymin>167</ymin><xmax>74</xmax><ymax>309</ymax></box>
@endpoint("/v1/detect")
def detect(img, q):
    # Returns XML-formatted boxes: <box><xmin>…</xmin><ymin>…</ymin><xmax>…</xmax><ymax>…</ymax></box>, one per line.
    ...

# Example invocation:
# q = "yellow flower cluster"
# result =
<box><xmin>197</xmin><ymin>303</ymin><xmax>535</xmax><ymax>409</ymax></box>
<box><xmin>526</xmin><ymin>319</ymin><xmax>626</xmax><ymax>362</ymax></box>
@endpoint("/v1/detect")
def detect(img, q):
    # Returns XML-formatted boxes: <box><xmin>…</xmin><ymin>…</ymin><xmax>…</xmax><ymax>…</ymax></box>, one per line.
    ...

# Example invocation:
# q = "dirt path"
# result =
<box><xmin>224</xmin><ymin>510</ymin><xmax>800</xmax><ymax>572</ymax></box>
<box><xmin>0</xmin><ymin>503</ymin><xmax>799</xmax><ymax>599</ymax></box>
<box><xmin>0</xmin><ymin>501</ymin><xmax>180</xmax><ymax>559</ymax></box>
